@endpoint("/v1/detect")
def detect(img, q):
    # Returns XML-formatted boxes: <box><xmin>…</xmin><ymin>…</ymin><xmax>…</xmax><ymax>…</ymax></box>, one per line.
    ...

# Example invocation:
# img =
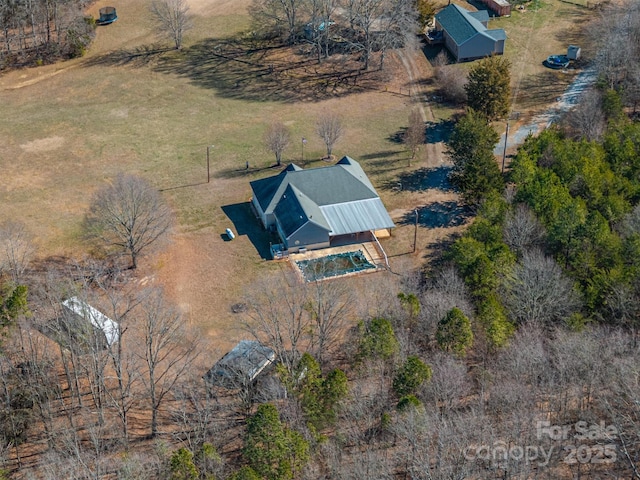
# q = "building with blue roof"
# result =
<box><xmin>434</xmin><ymin>4</ymin><xmax>506</xmax><ymax>62</ymax></box>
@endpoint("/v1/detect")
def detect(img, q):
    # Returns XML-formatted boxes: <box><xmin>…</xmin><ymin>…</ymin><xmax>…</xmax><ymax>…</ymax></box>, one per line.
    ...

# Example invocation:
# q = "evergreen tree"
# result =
<box><xmin>229</xmin><ymin>466</ymin><xmax>261</xmax><ymax>480</ymax></box>
<box><xmin>436</xmin><ymin>308</ymin><xmax>474</xmax><ymax>356</ymax></box>
<box><xmin>465</xmin><ymin>55</ymin><xmax>511</xmax><ymax>121</ymax></box>
<box><xmin>1</xmin><ymin>284</ymin><xmax>28</xmax><ymax>348</ymax></box>
<box><xmin>447</xmin><ymin>109</ymin><xmax>503</xmax><ymax>205</ymax></box>
<box><xmin>357</xmin><ymin>317</ymin><xmax>399</xmax><ymax>360</ymax></box>
<box><xmin>169</xmin><ymin>448</ymin><xmax>198</xmax><ymax>480</ymax></box>
<box><xmin>392</xmin><ymin>356</ymin><xmax>432</xmax><ymax>397</ymax></box>
<box><xmin>243</xmin><ymin>404</ymin><xmax>309</xmax><ymax>480</ymax></box>
<box><xmin>282</xmin><ymin>353</ymin><xmax>348</xmax><ymax>431</ymax></box>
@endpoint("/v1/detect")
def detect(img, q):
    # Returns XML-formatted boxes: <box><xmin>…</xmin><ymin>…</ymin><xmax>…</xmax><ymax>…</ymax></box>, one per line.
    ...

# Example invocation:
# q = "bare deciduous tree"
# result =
<box><xmin>502</xmin><ymin>203</ymin><xmax>546</xmax><ymax>257</ymax></box>
<box><xmin>500</xmin><ymin>249</ymin><xmax>581</xmax><ymax>325</ymax></box>
<box><xmin>306</xmin><ymin>279</ymin><xmax>354</xmax><ymax>365</ymax></box>
<box><xmin>0</xmin><ymin>220</ymin><xmax>34</xmax><ymax>284</ymax></box>
<box><xmin>250</xmin><ymin>0</ymin><xmax>304</xmax><ymax>44</ymax></box>
<box><xmin>424</xmin><ymin>353</ymin><xmax>470</xmax><ymax>411</ymax></box>
<box><xmin>243</xmin><ymin>271</ymin><xmax>310</xmax><ymax>375</ymax></box>
<box><xmin>375</xmin><ymin>0</ymin><xmax>417</xmax><ymax>71</ymax></box>
<box><xmin>346</xmin><ymin>0</ymin><xmax>386</xmax><ymax>70</ymax></box>
<box><xmin>137</xmin><ymin>289</ymin><xmax>198</xmax><ymax>437</ymax></box>
<box><xmin>503</xmin><ymin>250</ymin><xmax>580</xmax><ymax>324</ymax></box>
<box><xmin>150</xmin><ymin>0</ymin><xmax>193</xmax><ymax>50</ymax></box>
<box><xmin>306</xmin><ymin>0</ymin><xmax>339</xmax><ymax>62</ymax></box>
<box><xmin>433</xmin><ymin>51</ymin><xmax>467</xmax><ymax>104</ymax></box>
<box><xmin>316</xmin><ymin>112</ymin><xmax>343</xmax><ymax>159</ymax></box>
<box><xmin>562</xmin><ymin>88</ymin><xmax>606</xmax><ymax>141</ymax></box>
<box><xmin>591</xmin><ymin>0</ymin><xmax>640</xmax><ymax>99</ymax></box>
<box><xmin>419</xmin><ymin>267</ymin><xmax>473</xmax><ymax>343</ymax></box>
<box><xmin>263</xmin><ymin>121</ymin><xmax>291</xmax><ymax>166</ymax></box>
<box><xmin>97</xmin><ymin>284</ymin><xmax>143</xmax><ymax>445</ymax></box>
<box><xmin>85</xmin><ymin>174</ymin><xmax>173</xmax><ymax>270</ymax></box>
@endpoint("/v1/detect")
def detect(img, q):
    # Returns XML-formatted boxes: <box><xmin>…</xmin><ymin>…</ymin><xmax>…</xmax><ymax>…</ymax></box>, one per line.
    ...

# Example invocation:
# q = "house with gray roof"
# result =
<box><xmin>435</xmin><ymin>4</ymin><xmax>506</xmax><ymax>62</ymax></box>
<box><xmin>250</xmin><ymin>156</ymin><xmax>395</xmax><ymax>254</ymax></box>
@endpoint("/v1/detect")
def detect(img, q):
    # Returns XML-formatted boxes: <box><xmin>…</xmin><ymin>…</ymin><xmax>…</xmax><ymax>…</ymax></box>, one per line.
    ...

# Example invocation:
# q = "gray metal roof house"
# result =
<box><xmin>204</xmin><ymin>340</ymin><xmax>276</xmax><ymax>388</ymax></box>
<box><xmin>250</xmin><ymin>156</ymin><xmax>395</xmax><ymax>254</ymax></box>
<box><xmin>435</xmin><ymin>4</ymin><xmax>506</xmax><ymax>62</ymax></box>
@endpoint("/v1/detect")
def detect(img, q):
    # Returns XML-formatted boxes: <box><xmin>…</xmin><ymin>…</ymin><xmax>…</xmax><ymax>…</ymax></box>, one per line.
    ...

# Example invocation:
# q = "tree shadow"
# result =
<box><xmin>422</xmin><ymin>231</ymin><xmax>464</xmax><ymax>265</ymax></box>
<box><xmin>359</xmin><ymin>150</ymin><xmax>404</xmax><ymax>161</ymax></box>
<box><xmin>388</xmin><ymin>128</ymin><xmax>406</xmax><ymax>144</ymax></box>
<box><xmin>381</xmin><ymin>166</ymin><xmax>454</xmax><ymax>192</ymax></box>
<box><xmin>398</xmin><ymin>201</ymin><xmax>472</xmax><ymax>228</ymax></box>
<box><xmin>388</xmin><ymin>119</ymin><xmax>450</xmax><ymax>151</ymax></box>
<box><xmin>83</xmin><ymin>43</ymin><xmax>172</xmax><ymax>68</ymax></box>
<box><xmin>421</xmin><ymin>43</ymin><xmax>448</xmax><ymax>64</ymax></box>
<box><xmin>465</xmin><ymin>1</ymin><xmax>496</xmax><ymax>16</ymax></box>
<box><xmin>516</xmin><ymin>71</ymin><xmax>569</xmax><ymax>109</ymax></box>
<box><xmin>221</xmin><ymin>202</ymin><xmax>274</xmax><ymax>260</ymax></box>
<box><xmin>214</xmin><ymin>164</ymin><xmax>281</xmax><ymax>180</ymax></box>
<box><xmin>87</xmin><ymin>36</ymin><xmax>390</xmax><ymax>103</ymax></box>
<box><xmin>426</xmin><ymin>119</ymin><xmax>455</xmax><ymax>143</ymax></box>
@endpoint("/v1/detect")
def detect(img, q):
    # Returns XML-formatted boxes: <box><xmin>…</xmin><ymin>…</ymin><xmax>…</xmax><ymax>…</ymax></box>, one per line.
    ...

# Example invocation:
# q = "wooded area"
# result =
<box><xmin>0</xmin><ymin>0</ymin><xmax>95</xmax><ymax>67</ymax></box>
<box><xmin>2</xmin><ymin>0</ymin><xmax>640</xmax><ymax>478</ymax></box>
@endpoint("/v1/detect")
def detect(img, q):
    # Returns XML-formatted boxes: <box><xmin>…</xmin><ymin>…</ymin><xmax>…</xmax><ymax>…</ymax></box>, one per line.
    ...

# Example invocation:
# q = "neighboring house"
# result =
<box><xmin>434</xmin><ymin>4</ymin><xmax>507</xmax><ymax>62</ymax></box>
<box><xmin>61</xmin><ymin>297</ymin><xmax>120</xmax><ymax>348</ymax></box>
<box><xmin>250</xmin><ymin>156</ymin><xmax>395</xmax><ymax>254</ymax></box>
<box><xmin>204</xmin><ymin>340</ymin><xmax>276</xmax><ymax>388</ymax></box>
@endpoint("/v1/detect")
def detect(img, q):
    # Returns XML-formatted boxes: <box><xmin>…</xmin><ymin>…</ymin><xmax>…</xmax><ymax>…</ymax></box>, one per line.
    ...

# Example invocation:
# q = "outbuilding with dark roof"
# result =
<box><xmin>434</xmin><ymin>4</ymin><xmax>507</xmax><ymax>62</ymax></box>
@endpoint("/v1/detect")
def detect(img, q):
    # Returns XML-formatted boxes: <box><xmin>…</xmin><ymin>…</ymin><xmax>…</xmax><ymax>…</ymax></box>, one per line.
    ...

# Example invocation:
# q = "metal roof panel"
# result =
<box><xmin>320</xmin><ymin>198</ymin><xmax>395</xmax><ymax>235</ymax></box>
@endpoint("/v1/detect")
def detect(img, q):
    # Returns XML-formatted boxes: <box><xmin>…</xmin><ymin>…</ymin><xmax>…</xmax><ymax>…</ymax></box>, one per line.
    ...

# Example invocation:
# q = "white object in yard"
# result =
<box><xmin>567</xmin><ymin>45</ymin><xmax>581</xmax><ymax>60</ymax></box>
<box><xmin>225</xmin><ymin>228</ymin><xmax>235</xmax><ymax>240</ymax></box>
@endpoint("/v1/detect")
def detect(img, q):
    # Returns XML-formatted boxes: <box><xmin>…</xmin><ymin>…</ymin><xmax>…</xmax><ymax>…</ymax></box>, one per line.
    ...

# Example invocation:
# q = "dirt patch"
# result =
<box><xmin>20</xmin><ymin>136</ymin><xmax>65</xmax><ymax>153</ymax></box>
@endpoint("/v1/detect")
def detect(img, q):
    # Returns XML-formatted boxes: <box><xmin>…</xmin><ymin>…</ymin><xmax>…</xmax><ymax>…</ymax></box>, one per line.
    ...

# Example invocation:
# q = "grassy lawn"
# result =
<box><xmin>0</xmin><ymin>0</ymin><xmax>415</xmax><ymax>347</ymax></box>
<box><xmin>489</xmin><ymin>0</ymin><xmax>594</xmax><ymax>114</ymax></box>
<box><xmin>0</xmin><ymin>0</ymin><xmax>597</xmax><ymax>347</ymax></box>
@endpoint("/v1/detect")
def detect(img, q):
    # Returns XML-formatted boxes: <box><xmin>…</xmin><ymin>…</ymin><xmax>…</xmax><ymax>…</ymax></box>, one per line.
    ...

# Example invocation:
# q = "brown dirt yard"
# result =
<box><xmin>0</xmin><ymin>0</ymin><xmax>596</xmax><ymax>352</ymax></box>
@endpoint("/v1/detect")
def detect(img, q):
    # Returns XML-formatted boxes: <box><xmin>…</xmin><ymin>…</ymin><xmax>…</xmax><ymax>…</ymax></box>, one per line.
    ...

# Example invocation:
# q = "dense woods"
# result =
<box><xmin>0</xmin><ymin>0</ymin><xmax>95</xmax><ymax>67</ymax></box>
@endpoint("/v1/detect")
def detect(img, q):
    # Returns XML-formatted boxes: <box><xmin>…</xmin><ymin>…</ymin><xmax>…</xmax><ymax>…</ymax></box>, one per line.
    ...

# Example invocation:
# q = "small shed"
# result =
<box><xmin>567</xmin><ymin>45</ymin><xmax>581</xmax><ymax>60</ymax></box>
<box><xmin>61</xmin><ymin>297</ymin><xmax>120</xmax><ymax>348</ymax></box>
<box><xmin>482</xmin><ymin>0</ymin><xmax>511</xmax><ymax>17</ymax></box>
<box><xmin>204</xmin><ymin>340</ymin><xmax>276</xmax><ymax>388</ymax></box>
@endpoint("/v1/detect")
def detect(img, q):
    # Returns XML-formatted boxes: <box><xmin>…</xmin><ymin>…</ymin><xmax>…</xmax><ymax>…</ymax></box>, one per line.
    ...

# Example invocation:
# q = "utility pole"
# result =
<box><xmin>501</xmin><ymin>123</ymin><xmax>509</xmax><ymax>173</ymax></box>
<box><xmin>301</xmin><ymin>137</ymin><xmax>307</xmax><ymax>162</ymax></box>
<box><xmin>207</xmin><ymin>145</ymin><xmax>214</xmax><ymax>183</ymax></box>
<box><xmin>413</xmin><ymin>208</ymin><xmax>419</xmax><ymax>253</ymax></box>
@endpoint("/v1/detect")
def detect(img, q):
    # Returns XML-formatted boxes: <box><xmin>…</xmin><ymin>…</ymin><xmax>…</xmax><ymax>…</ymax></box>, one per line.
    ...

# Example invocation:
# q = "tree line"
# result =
<box><xmin>0</xmin><ymin>0</ymin><xmax>95</xmax><ymax>67</ymax></box>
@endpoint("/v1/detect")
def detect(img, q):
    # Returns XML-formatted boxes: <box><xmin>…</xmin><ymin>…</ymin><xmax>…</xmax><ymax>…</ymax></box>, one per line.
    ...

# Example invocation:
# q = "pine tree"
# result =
<box><xmin>465</xmin><ymin>55</ymin><xmax>511</xmax><ymax>121</ymax></box>
<box><xmin>447</xmin><ymin>109</ymin><xmax>503</xmax><ymax>205</ymax></box>
<box><xmin>436</xmin><ymin>307</ymin><xmax>474</xmax><ymax>356</ymax></box>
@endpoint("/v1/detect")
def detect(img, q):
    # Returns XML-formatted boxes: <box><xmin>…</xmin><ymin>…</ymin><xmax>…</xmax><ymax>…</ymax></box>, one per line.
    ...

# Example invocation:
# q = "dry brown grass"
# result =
<box><xmin>0</xmin><ymin>0</ymin><xmax>596</xmax><ymax>352</ymax></box>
